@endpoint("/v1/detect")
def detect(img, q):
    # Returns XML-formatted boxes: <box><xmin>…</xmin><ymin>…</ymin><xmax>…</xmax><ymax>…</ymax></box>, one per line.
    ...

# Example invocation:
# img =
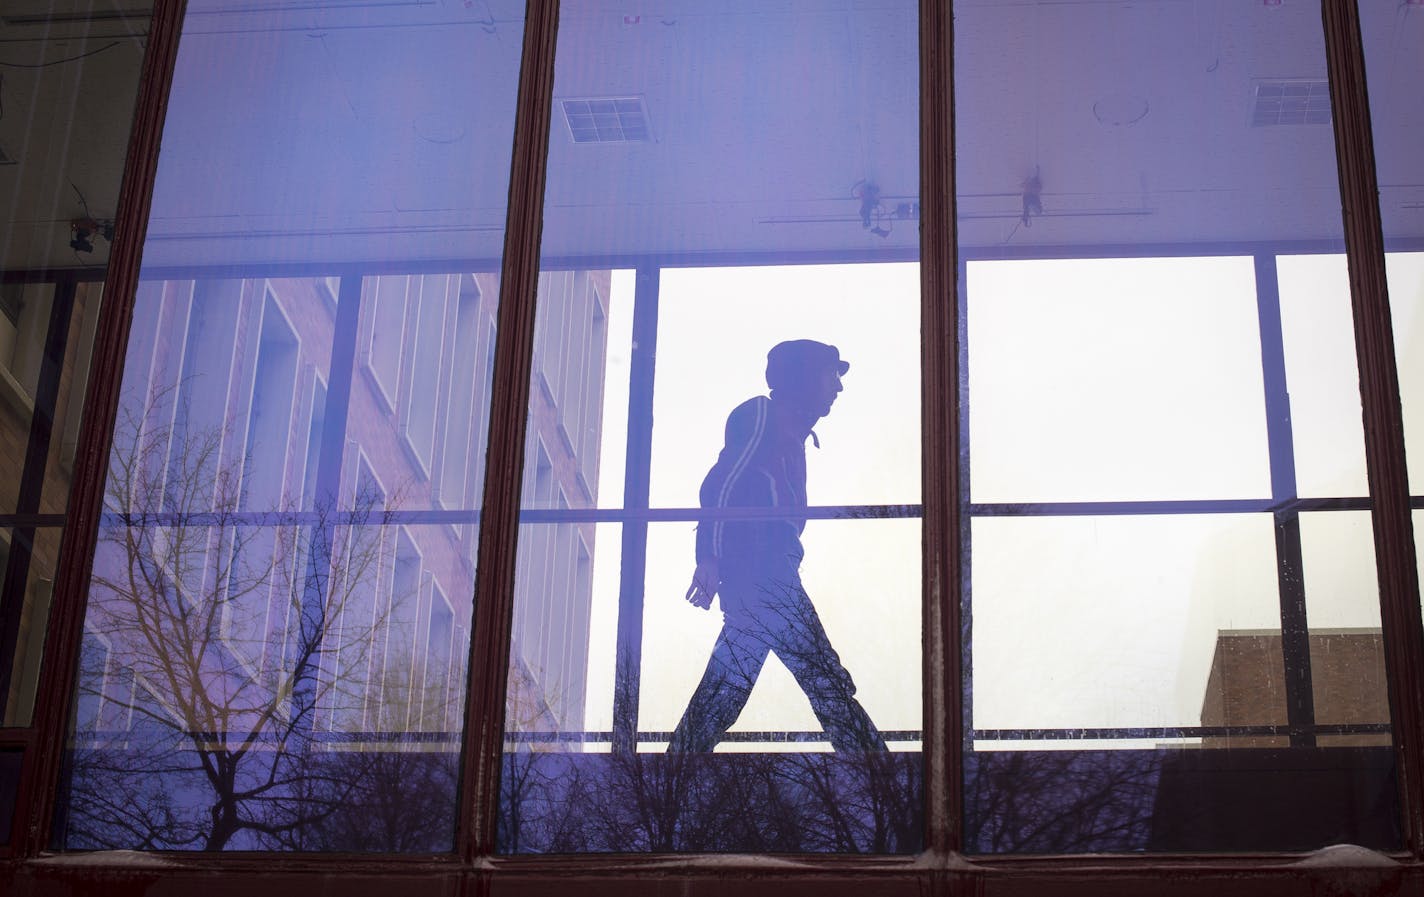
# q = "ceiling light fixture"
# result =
<box><xmin>1252</xmin><ymin>79</ymin><xmax>1331</xmax><ymax>126</ymax></box>
<box><xmin>560</xmin><ymin>97</ymin><xmax>651</xmax><ymax>144</ymax></box>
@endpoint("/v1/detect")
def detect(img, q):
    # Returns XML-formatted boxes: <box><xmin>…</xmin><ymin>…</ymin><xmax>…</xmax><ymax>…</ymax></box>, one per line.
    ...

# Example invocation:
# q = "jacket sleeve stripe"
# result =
<box><xmin>710</xmin><ymin>398</ymin><xmax>767</xmax><ymax>559</ymax></box>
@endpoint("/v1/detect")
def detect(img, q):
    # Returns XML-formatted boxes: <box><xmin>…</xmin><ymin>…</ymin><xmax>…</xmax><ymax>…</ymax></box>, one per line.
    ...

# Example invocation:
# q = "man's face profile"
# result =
<box><xmin>807</xmin><ymin>367</ymin><xmax>844</xmax><ymax>418</ymax></box>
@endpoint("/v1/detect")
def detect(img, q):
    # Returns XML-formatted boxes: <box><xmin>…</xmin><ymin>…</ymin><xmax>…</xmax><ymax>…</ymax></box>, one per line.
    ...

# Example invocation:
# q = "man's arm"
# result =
<box><xmin>686</xmin><ymin>397</ymin><xmax>768</xmax><ymax>610</ymax></box>
<box><xmin>684</xmin><ymin>558</ymin><xmax>719</xmax><ymax>609</ymax></box>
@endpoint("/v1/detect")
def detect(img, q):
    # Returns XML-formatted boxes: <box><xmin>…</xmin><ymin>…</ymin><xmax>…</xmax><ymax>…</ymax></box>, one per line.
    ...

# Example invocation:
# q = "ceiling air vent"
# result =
<box><xmin>560</xmin><ymin>97</ymin><xmax>650</xmax><ymax>144</ymax></box>
<box><xmin>1252</xmin><ymin>79</ymin><xmax>1331</xmax><ymax>126</ymax></box>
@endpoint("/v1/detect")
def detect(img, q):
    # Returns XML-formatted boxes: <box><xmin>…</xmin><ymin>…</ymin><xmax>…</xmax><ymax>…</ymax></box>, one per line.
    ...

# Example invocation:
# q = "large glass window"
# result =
<box><xmin>956</xmin><ymin>1</ymin><xmax>1397</xmax><ymax>852</ymax></box>
<box><xmin>12</xmin><ymin>0</ymin><xmax>1415</xmax><ymax>876</ymax></box>
<box><xmin>497</xmin><ymin>1</ymin><xmax>923</xmax><ymax>853</ymax></box>
<box><xmin>53</xmin><ymin>0</ymin><xmax>525</xmax><ymax>851</ymax></box>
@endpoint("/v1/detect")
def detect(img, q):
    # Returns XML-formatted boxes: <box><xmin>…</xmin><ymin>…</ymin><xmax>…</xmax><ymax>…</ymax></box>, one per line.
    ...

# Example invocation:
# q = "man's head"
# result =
<box><xmin>765</xmin><ymin>339</ymin><xmax>848</xmax><ymax>418</ymax></box>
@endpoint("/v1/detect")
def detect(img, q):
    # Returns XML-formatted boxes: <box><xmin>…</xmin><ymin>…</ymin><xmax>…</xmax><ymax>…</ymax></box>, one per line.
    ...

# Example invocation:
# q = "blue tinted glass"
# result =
<box><xmin>958</xmin><ymin>2</ymin><xmax>1397</xmax><ymax>852</ymax></box>
<box><xmin>499</xmin><ymin>2</ymin><xmax>922</xmax><ymax>854</ymax></box>
<box><xmin>57</xmin><ymin>1</ymin><xmax>523</xmax><ymax>852</ymax></box>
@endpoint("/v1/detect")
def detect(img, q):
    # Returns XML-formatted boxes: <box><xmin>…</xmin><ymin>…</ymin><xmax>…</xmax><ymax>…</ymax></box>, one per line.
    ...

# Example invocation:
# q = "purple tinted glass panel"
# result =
<box><xmin>498</xmin><ymin>1</ymin><xmax>923</xmax><ymax>854</ymax></box>
<box><xmin>957</xmin><ymin>1</ymin><xmax>1397</xmax><ymax>852</ymax></box>
<box><xmin>57</xmin><ymin>0</ymin><xmax>523</xmax><ymax>852</ymax></box>
<box><xmin>58</xmin><ymin>277</ymin><xmax>491</xmax><ymax>851</ymax></box>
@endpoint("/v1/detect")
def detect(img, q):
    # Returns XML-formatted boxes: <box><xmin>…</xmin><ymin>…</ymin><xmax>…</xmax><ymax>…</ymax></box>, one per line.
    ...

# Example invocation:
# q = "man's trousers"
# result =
<box><xmin>668</xmin><ymin>575</ymin><xmax>886</xmax><ymax>753</ymax></box>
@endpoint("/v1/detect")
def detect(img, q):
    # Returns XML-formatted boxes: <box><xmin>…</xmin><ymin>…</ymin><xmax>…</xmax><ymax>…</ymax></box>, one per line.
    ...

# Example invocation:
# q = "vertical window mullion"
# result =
<box><xmin>921</xmin><ymin>0</ymin><xmax>962</xmax><ymax>857</ymax></box>
<box><xmin>1253</xmin><ymin>254</ymin><xmax>1317</xmax><ymax>747</ymax></box>
<box><xmin>1320</xmin><ymin>0</ymin><xmax>1424</xmax><ymax>858</ymax></box>
<box><xmin>19</xmin><ymin>0</ymin><xmax>191</xmax><ymax>858</ymax></box>
<box><xmin>610</xmin><ymin>265</ymin><xmax>658</xmax><ymax>756</ymax></box>
<box><xmin>459</xmin><ymin>0</ymin><xmax>562</xmax><ymax>862</ymax></box>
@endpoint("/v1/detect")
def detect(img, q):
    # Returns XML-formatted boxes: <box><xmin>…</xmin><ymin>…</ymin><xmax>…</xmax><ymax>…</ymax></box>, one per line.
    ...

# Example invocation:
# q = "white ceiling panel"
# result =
<box><xmin>1</xmin><ymin>0</ymin><xmax>1419</xmax><ymax>271</ymax></box>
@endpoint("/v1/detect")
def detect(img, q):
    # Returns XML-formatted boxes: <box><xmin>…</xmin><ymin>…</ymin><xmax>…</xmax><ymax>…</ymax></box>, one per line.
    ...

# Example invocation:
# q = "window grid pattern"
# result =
<box><xmin>0</xmin><ymin>0</ymin><xmax>1419</xmax><ymax>892</ymax></box>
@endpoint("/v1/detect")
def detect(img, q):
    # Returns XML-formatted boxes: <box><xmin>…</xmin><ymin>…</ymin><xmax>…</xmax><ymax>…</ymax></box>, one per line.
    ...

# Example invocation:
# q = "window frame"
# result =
<box><xmin>0</xmin><ymin>0</ymin><xmax>1419</xmax><ymax>894</ymax></box>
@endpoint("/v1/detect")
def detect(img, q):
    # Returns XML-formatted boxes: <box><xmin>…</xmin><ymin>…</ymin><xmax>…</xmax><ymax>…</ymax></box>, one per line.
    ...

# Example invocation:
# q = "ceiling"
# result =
<box><xmin>0</xmin><ymin>0</ymin><xmax>1420</xmax><ymax>272</ymax></box>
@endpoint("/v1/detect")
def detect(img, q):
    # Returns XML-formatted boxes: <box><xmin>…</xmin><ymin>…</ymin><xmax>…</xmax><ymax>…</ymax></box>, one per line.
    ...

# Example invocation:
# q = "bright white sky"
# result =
<box><xmin>575</xmin><ymin>253</ymin><xmax>1424</xmax><ymax>752</ymax></box>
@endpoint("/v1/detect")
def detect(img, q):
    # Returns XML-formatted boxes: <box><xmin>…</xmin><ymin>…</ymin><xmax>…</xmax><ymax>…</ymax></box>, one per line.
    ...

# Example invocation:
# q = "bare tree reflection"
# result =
<box><xmin>58</xmin><ymin>396</ymin><xmax>458</xmax><ymax>851</ymax></box>
<box><xmin>283</xmin><ymin>747</ymin><xmax>458</xmax><ymax>851</ymax></box>
<box><xmin>498</xmin><ymin>660</ymin><xmax>588</xmax><ymax>854</ymax></box>
<box><xmin>963</xmin><ymin>749</ymin><xmax>1160</xmax><ymax>853</ymax></box>
<box><xmin>496</xmin><ymin>743</ymin><xmax>1171</xmax><ymax>854</ymax></box>
<box><xmin>784</xmin><ymin>752</ymin><xmax>920</xmax><ymax>852</ymax></box>
<box><xmin>670</xmin><ymin>575</ymin><xmax>885</xmax><ymax>755</ymax></box>
<box><xmin>498</xmin><ymin>740</ymin><xmax>921</xmax><ymax>852</ymax></box>
<box><xmin>501</xmin><ymin>595</ymin><xmax>918</xmax><ymax>854</ymax></box>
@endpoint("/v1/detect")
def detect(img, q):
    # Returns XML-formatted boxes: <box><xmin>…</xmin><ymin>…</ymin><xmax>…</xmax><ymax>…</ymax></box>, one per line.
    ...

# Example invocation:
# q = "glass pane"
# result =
<box><xmin>969</xmin><ymin>257</ymin><xmax>1269</xmax><ymax>503</ymax></box>
<box><xmin>971</xmin><ymin>514</ymin><xmax>1281</xmax><ymax>747</ymax></box>
<box><xmin>0</xmin><ymin>281</ymin><xmax>104</xmax><ymax>515</ymax></box>
<box><xmin>1388</xmin><ymin>253</ymin><xmax>1424</xmax><ymax>494</ymax></box>
<box><xmin>500</xmin><ymin>0</ymin><xmax>922</xmax><ymax>854</ymax></box>
<box><xmin>1</xmin><ymin>0</ymin><xmax>151</xmax><ymax>726</ymax></box>
<box><xmin>1</xmin><ymin>526</ymin><xmax>63</xmax><ymax>726</ymax></box>
<box><xmin>1277</xmin><ymin>255</ymin><xmax>1369</xmax><ymax>497</ymax></box>
<box><xmin>640</xmin><ymin>517</ymin><xmax>922</xmax><ymax>752</ymax></box>
<box><xmin>58</xmin><ymin>0</ymin><xmax>522</xmax><ymax>851</ymax></box>
<box><xmin>1299</xmin><ymin>512</ymin><xmax>1388</xmax><ymax>748</ymax></box>
<box><xmin>59</xmin><ymin>273</ymin><xmax>495</xmax><ymax>851</ymax></box>
<box><xmin>957</xmin><ymin>0</ymin><xmax>1397</xmax><ymax>852</ymax></box>
<box><xmin>649</xmin><ymin>266</ymin><xmax>922</xmax><ymax>511</ymax></box>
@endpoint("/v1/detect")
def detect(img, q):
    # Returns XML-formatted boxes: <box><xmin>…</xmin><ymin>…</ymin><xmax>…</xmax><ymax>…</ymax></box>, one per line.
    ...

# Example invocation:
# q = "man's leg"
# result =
<box><xmin>667</xmin><ymin>616</ymin><xmax>770</xmax><ymax>752</ymax></box>
<box><xmin>758</xmin><ymin>585</ymin><xmax>888</xmax><ymax>753</ymax></box>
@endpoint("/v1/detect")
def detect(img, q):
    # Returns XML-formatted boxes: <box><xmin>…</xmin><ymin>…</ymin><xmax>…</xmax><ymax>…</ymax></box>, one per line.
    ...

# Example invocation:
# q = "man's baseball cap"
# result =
<box><xmin>765</xmin><ymin>339</ymin><xmax>850</xmax><ymax>390</ymax></box>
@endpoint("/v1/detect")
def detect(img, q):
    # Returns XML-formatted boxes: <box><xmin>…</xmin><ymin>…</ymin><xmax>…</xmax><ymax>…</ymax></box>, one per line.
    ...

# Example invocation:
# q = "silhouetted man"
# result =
<box><xmin>668</xmin><ymin>339</ymin><xmax>886</xmax><ymax>753</ymax></box>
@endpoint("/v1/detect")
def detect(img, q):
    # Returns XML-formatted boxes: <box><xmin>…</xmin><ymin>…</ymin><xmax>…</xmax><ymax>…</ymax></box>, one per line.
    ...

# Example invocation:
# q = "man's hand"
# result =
<box><xmin>684</xmin><ymin>559</ymin><xmax>719</xmax><ymax>610</ymax></box>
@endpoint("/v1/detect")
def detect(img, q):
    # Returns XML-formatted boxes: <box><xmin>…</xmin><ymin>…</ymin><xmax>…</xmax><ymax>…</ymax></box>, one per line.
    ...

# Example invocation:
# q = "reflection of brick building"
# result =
<box><xmin>1143</xmin><ymin>629</ymin><xmax>1395</xmax><ymax>851</ymax></box>
<box><xmin>1200</xmin><ymin>629</ymin><xmax>1390</xmax><ymax>749</ymax></box>
<box><xmin>77</xmin><ymin>268</ymin><xmax>610</xmax><ymax>744</ymax></box>
<box><xmin>0</xmin><ymin>281</ymin><xmax>100</xmax><ymax>725</ymax></box>
<box><xmin>512</xmin><ymin>270</ymin><xmax>611</xmax><ymax>733</ymax></box>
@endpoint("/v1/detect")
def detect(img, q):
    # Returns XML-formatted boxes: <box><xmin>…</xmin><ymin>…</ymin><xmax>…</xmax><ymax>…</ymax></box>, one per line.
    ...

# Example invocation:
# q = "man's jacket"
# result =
<box><xmin>695</xmin><ymin>395</ymin><xmax>812</xmax><ymax>597</ymax></box>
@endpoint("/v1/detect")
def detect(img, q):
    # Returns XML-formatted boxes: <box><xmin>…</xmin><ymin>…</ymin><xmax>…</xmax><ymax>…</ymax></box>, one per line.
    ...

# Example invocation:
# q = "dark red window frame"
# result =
<box><xmin>0</xmin><ymin>1</ymin><xmax>1419</xmax><ymax>894</ymax></box>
